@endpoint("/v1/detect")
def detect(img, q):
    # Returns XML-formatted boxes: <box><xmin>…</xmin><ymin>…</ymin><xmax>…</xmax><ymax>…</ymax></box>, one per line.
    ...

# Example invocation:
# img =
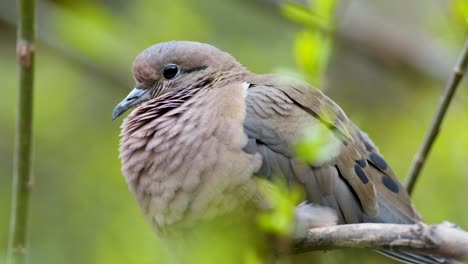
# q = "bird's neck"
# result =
<box><xmin>122</xmin><ymin>86</ymin><xmax>201</xmax><ymax>136</ymax></box>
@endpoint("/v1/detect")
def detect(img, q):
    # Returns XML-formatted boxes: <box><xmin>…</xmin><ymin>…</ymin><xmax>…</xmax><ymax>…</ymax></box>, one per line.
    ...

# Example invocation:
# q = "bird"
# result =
<box><xmin>112</xmin><ymin>41</ymin><xmax>451</xmax><ymax>264</ymax></box>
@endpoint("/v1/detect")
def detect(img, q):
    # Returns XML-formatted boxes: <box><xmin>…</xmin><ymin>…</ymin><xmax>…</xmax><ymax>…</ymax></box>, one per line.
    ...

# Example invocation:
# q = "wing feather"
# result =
<box><xmin>244</xmin><ymin>74</ymin><xmax>419</xmax><ymax>223</ymax></box>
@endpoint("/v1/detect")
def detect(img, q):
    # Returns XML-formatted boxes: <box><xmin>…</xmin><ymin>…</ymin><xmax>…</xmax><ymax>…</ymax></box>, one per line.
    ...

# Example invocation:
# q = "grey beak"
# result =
<box><xmin>112</xmin><ymin>88</ymin><xmax>148</xmax><ymax>120</ymax></box>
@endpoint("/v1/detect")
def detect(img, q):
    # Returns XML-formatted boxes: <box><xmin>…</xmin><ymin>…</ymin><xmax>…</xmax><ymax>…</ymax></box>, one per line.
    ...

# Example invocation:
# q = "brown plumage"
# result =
<box><xmin>113</xmin><ymin>41</ymin><xmax>450</xmax><ymax>264</ymax></box>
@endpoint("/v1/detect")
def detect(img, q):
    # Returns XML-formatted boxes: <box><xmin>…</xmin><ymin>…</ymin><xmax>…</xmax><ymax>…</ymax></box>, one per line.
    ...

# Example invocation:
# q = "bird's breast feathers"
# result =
<box><xmin>119</xmin><ymin>82</ymin><xmax>261</xmax><ymax>229</ymax></box>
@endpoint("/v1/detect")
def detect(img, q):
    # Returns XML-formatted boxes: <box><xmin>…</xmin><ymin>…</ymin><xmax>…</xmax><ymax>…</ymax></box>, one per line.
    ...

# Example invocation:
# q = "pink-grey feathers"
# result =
<box><xmin>113</xmin><ymin>41</ymin><xmax>450</xmax><ymax>264</ymax></box>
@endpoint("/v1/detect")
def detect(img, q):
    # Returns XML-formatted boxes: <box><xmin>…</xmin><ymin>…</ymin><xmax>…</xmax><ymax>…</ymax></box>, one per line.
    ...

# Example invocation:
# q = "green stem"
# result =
<box><xmin>7</xmin><ymin>0</ymin><xmax>36</xmax><ymax>263</ymax></box>
<box><xmin>405</xmin><ymin>38</ymin><xmax>468</xmax><ymax>195</ymax></box>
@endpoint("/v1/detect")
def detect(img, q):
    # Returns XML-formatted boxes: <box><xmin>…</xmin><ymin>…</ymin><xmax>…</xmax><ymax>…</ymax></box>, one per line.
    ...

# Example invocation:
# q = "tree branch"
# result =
<box><xmin>294</xmin><ymin>222</ymin><xmax>468</xmax><ymax>261</ymax></box>
<box><xmin>405</xmin><ymin>37</ymin><xmax>468</xmax><ymax>195</ymax></box>
<box><xmin>7</xmin><ymin>0</ymin><xmax>36</xmax><ymax>263</ymax></box>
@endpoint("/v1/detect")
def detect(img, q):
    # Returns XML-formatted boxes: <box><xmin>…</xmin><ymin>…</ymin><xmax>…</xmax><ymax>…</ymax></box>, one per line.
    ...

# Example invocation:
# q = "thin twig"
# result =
<box><xmin>405</xmin><ymin>38</ymin><xmax>468</xmax><ymax>195</ymax></box>
<box><xmin>6</xmin><ymin>0</ymin><xmax>36</xmax><ymax>263</ymax></box>
<box><xmin>294</xmin><ymin>222</ymin><xmax>468</xmax><ymax>261</ymax></box>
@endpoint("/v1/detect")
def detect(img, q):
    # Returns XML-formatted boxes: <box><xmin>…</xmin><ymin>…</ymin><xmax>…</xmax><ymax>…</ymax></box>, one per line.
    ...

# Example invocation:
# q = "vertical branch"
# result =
<box><xmin>405</xmin><ymin>38</ymin><xmax>468</xmax><ymax>195</ymax></box>
<box><xmin>7</xmin><ymin>0</ymin><xmax>36</xmax><ymax>263</ymax></box>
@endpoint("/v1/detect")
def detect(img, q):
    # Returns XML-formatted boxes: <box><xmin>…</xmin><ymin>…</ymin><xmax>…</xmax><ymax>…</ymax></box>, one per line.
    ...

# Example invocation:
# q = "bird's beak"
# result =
<box><xmin>112</xmin><ymin>87</ymin><xmax>148</xmax><ymax>120</ymax></box>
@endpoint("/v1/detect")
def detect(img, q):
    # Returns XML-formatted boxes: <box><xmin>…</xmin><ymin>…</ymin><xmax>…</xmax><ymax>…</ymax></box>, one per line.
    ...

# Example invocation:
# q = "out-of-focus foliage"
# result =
<box><xmin>281</xmin><ymin>0</ymin><xmax>336</xmax><ymax>32</ymax></box>
<box><xmin>52</xmin><ymin>0</ymin><xmax>210</xmax><ymax>68</ymax></box>
<box><xmin>281</xmin><ymin>0</ymin><xmax>336</xmax><ymax>85</ymax></box>
<box><xmin>454</xmin><ymin>0</ymin><xmax>468</xmax><ymax>27</ymax></box>
<box><xmin>1</xmin><ymin>0</ymin><xmax>467</xmax><ymax>264</ymax></box>
<box><xmin>427</xmin><ymin>0</ymin><xmax>467</xmax><ymax>48</ymax></box>
<box><xmin>257</xmin><ymin>178</ymin><xmax>302</xmax><ymax>236</ymax></box>
<box><xmin>294</xmin><ymin>123</ymin><xmax>340</xmax><ymax>164</ymax></box>
<box><xmin>162</xmin><ymin>214</ymin><xmax>264</xmax><ymax>264</ymax></box>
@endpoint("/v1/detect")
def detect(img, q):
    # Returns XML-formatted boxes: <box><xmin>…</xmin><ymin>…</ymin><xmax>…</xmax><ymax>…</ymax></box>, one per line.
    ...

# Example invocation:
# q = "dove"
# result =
<box><xmin>112</xmin><ymin>41</ymin><xmax>452</xmax><ymax>264</ymax></box>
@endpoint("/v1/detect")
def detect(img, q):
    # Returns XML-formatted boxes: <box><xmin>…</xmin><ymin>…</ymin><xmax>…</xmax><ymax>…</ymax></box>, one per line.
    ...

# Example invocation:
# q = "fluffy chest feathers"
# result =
<box><xmin>119</xmin><ymin>83</ymin><xmax>262</xmax><ymax>231</ymax></box>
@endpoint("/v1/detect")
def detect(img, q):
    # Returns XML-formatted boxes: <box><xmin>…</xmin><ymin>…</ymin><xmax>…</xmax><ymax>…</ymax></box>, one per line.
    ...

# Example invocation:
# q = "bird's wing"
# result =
<box><xmin>243</xmin><ymin>74</ymin><xmax>421</xmax><ymax>225</ymax></box>
<box><xmin>242</xmin><ymin>75</ymin><xmax>459</xmax><ymax>264</ymax></box>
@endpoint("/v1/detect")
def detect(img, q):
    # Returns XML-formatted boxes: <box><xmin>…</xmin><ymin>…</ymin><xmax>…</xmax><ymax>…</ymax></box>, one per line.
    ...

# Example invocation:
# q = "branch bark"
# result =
<box><xmin>294</xmin><ymin>222</ymin><xmax>468</xmax><ymax>262</ymax></box>
<box><xmin>7</xmin><ymin>0</ymin><xmax>36</xmax><ymax>263</ymax></box>
<box><xmin>405</xmin><ymin>37</ymin><xmax>468</xmax><ymax>195</ymax></box>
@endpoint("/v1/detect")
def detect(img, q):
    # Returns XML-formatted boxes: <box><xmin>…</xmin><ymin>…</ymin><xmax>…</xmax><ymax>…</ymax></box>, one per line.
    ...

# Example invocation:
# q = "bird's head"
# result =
<box><xmin>112</xmin><ymin>41</ymin><xmax>246</xmax><ymax>120</ymax></box>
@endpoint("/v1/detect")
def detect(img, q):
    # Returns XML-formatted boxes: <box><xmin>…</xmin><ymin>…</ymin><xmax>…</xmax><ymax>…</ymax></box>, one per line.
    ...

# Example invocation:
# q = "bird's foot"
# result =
<box><xmin>293</xmin><ymin>202</ymin><xmax>338</xmax><ymax>239</ymax></box>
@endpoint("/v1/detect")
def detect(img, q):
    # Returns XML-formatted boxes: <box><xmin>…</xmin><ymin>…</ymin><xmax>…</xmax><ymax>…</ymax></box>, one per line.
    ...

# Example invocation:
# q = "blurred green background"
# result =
<box><xmin>1</xmin><ymin>0</ymin><xmax>467</xmax><ymax>263</ymax></box>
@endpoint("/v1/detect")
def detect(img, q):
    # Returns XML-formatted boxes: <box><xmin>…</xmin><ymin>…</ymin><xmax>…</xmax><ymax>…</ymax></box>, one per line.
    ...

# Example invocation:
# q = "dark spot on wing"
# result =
<box><xmin>382</xmin><ymin>175</ymin><xmax>399</xmax><ymax>193</ymax></box>
<box><xmin>364</xmin><ymin>141</ymin><xmax>375</xmax><ymax>152</ymax></box>
<box><xmin>369</xmin><ymin>153</ymin><xmax>388</xmax><ymax>170</ymax></box>
<box><xmin>356</xmin><ymin>159</ymin><xmax>367</xmax><ymax>168</ymax></box>
<box><xmin>354</xmin><ymin>164</ymin><xmax>369</xmax><ymax>184</ymax></box>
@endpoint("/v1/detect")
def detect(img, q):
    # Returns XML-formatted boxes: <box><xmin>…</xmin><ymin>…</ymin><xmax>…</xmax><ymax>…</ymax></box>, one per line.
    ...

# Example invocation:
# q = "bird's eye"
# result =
<box><xmin>162</xmin><ymin>64</ymin><xmax>179</xmax><ymax>79</ymax></box>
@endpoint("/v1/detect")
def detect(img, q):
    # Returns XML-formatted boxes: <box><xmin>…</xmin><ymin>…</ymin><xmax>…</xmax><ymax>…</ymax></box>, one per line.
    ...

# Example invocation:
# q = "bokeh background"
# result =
<box><xmin>1</xmin><ymin>0</ymin><xmax>467</xmax><ymax>263</ymax></box>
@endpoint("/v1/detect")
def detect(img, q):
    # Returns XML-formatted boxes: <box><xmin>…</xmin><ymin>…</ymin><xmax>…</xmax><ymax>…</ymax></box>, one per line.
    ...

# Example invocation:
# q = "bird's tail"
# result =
<box><xmin>375</xmin><ymin>249</ymin><xmax>456</xmax><ymax>264</ymax></box>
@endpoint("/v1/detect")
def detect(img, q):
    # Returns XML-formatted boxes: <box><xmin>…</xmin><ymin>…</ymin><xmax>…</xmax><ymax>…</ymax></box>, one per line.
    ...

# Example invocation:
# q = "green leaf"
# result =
<box><xmin>256</xmin><ymin>178</ymin><xmax>302</xmax><ymax>236</ymax></box>
<box><xmin>294</xmin><ymin>123</ymin><xmax>340</xmax><ymax>164</ymax></box>
<box><xmin>293</xmin><ymin>30</ymin><xmax>332</xmax><ymax>85</ymax></box>
<box><xmin>454</xmin><ymin>0</ymin><xmax>468</xmax><ymax>25</ymax></box>
<box><xmin>281</xmin><ymin>2</ymin><xmax>329</xmax><ymax>30</ymax></box>
<box><xmin>311</xmin><ymin>0</ymin><xmax>336</xmax><ymax>22</ymax></box>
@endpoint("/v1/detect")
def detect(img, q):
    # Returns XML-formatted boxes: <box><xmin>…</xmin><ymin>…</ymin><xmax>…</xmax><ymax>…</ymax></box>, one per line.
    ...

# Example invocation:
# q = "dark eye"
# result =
<box><xmin>163</xmin><ymin>64</ymin><xmax>179</xmax><ymax>79</ymax></box>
